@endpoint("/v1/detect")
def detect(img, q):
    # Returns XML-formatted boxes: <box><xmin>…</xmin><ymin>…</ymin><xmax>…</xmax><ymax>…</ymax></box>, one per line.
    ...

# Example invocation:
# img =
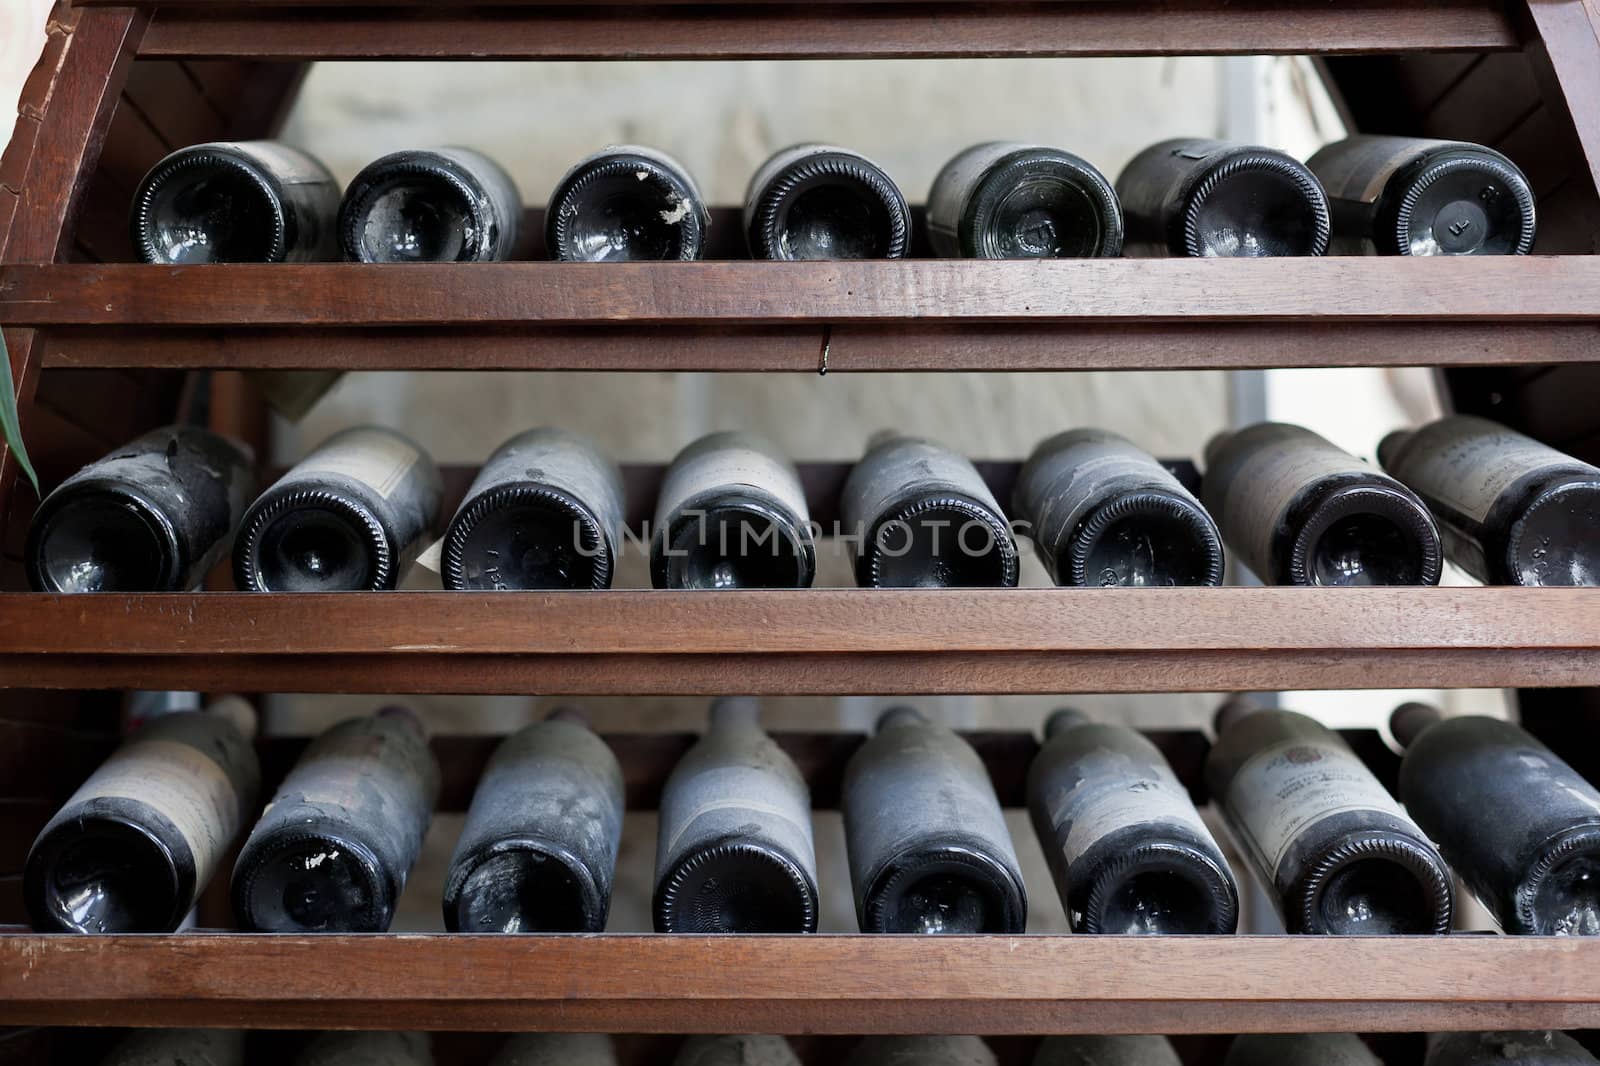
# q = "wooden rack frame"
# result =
<box><xmin>3</xmin><ymin>0</ymin><xmax>1600</xmax><ymax>1042</ymax></box>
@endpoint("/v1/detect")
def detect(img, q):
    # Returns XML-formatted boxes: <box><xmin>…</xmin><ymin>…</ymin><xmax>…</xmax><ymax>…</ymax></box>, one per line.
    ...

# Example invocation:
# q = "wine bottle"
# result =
<box><xmin>339</xmin><ymin>147</ymin><xmax>521</xmax><ymax>262</ymax></box>
<box><xmin>131</xmin><ymin>141</ymin><xmax>340</xmax><ymax>264</ymax></box>
<box><xmin>547</xmin><ymin>145</ymin><xmax>710</xmax><ymax>261</ymax></box>
<box><xmin>843</xmin><ymin>707</ymin><xmax>1026</xmax><ymax>934</ymax></box>
<box><xmin>1426</xmin><ymin>1032</ymin><xmax>1600</xmax><ymax>1066</ymax></box>
<box><xmin>294</xmin><ymin>1032</ymin><xmax>433</xmax><ymax>1066</ymax></box>
<box><xmin>234</xmin><ymin>426</ymin><xmax>442</xmax><ymax>591</ymax></box>
<box><xmin>491</xmin><ymin>1034</ymin><xmax>620</xmax><ymax>1066</ymax></box>
<box><xmin>1378</xmin><ymin>415</ymin><xmax>1600</xmax><ymax>586</ymax></box>
<box><xmin>745</xmin><ymin>144</ymin><xmax>911</xmax><ymax>260</ymax></box>
<box><xmin>101</xmin><ymin>1029</ymin><xmax>244</xmax><ymax>1066</ymax></box>
<box><xmin>926</xmin><ymin>142</ymin><xmax>1122</xmax><ymax>259</ymax></box>
<box><xmin>846</xmin><ymin>1037</ymin><xmax>997</xmax><ymax>1066</ymax></box>
<box><xmin>1027</xmin><ymin>708</ymin><xmax>1238</xmax><ymax>934</ymax></box>
<box><xmin>841</xmin><ymin>432</ymin><xmax>1019</xmax><ymax>588</ymax></box>
<box><xmin>25</xmin><ymin>697</ymin><xmax>260</xmax><ymax>934</ymax></box>
<box><xmin>1202</xmin><ymin>422</ymin><xmax>1442</xmax><ymax>586</ymax></box>
<box><xmin>653</xmin><ymin>698</ymin><xmax>819</xmax><ymax>933</ymax></box>
<box><xmin>1115</xmin><ymin>138</ymin><xmax>1330</xmax><ymax>257</ymax></box>
<box><xmin>674</xmin><ymin>1036</ymin><xmax>802</xmax><ymax>1066</ymax></box>
<box><xmin>26</xmin><ymin>426</ymin><xmax>255</xmax><ymax>593</ymax></box>
<box><xmin>444</xmin><ymin>709</ymin><xmax>625</xmax><ymax>933</ymax></box>
<box><xmin>1014</xmin><ymin>428</ymin><xmax>1224</xmax><ymax>587</ymax></box>
<box><xmin>1392</xmin><ymin>702</ymin><xmax>1600</xmax><ymax>935</ymax></box>
<box><xmin>232</xmin><ymin>706</ymin><xmax>439</xmax><ymax>932</ymax></box>
<box><xmin>443</xmin><ymin>428</ymin><xmax>626</xmax><ymax>591</ymax></box>
<box><xmin>1307</xmin><ymin>135</ymin><xmax>1536</xmax><ymax>256</ymax></box>
<box><xmin>1034</xmin><ymin>1036</ymin><xmax>1182</xmax><ymax>1066</ymax></box>
<box><xmin>1224</xmin><ymin>1035</ymin><xmax>1380</xmax><ymax>1066</ymax></box>
<box><xmin>1206</xmin><ymin>700</ymin><xmax>1453</xmax><ymax>935</ymax></box>
<box><xmin>651</xmin><ymin>431</ymin><xmax>816</xmax><ymax>589</ymax></box>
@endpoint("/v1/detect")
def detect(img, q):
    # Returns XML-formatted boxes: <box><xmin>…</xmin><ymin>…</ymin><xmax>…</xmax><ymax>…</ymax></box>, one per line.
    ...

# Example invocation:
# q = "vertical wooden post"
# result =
<box><xmin>1521</xmin><ymin>0</ymin><xmax>1600</xmax><ymax>196</ymax></box>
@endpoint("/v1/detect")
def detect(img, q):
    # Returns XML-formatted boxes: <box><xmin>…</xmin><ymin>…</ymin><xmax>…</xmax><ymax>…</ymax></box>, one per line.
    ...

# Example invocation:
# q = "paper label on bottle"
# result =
<box><xmin>293</xmin><ymin>429</ymin><xmax>420</xmax><ymax>500</ymax></box>
<box><xmin>1050</xmin><ymin>755</ymin><xmax>1210</xmax><ymax>869</ymax></box>
<box><xmin>285</xmin><ymin>730</ymin><xmax>400</xmax><ymax>812</ymax></box>
<box><xmin>67</xmin><ymin>738</ymin><xmax>240</xmax><ymax>887</ymax></box>
<box><xmin>1392</xmin><ymin>422</ymin><xmax>1580</xmax><ymax>526</ymax></box>
<box><xmin>1217</xmin><ymin>436</ymin><xmax>1371</xmax><ymax>579</ymax></box>
<box><xmin>1224</xmin><ymin>737</ymin><xmax>1405</xmax><ymax>878</ymax></box>
<box><xmin>656</xmin><ymin>442</ymin><xmax>809</xmax><ymax>529</ymax></box>
<box><xmin>658</xmin><ymin>765</ymin><xmax>814</xmax><ymax>863</ymax></box>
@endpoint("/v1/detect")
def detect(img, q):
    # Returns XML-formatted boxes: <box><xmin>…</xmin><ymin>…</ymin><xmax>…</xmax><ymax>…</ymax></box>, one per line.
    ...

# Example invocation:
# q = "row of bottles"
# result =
<box><xmin>130</xmin><ymin>134</ymin><xmax>1535</xmax><ymax>266</ymax></box>
<box><xmin>26</xmin><ymin>415</ymin><xmax>1599</xmax><ymax>593</ymax></box>
<box><xmin>27</xmin><ymin>694</ymin><xmax>1600</xmax><ymax>939</ymax></box>
<box><xmin>89</xmin><ymin>1030</ymin><xmax>1600</xmax><ymax>1066</ymax></box>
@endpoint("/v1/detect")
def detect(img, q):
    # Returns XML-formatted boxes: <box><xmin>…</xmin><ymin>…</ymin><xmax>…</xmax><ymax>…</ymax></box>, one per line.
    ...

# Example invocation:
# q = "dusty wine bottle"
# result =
<box><xmin>1206</xmin><ymin>700</ymin><xmax>1453</xmax><ymax>935</ymax></box>
<box><xmin>1115</xmin><ymin>138</ymin><xmax>1330</xmax><ymax>257</ymax></box>
<box><xmin>1202</xmin><ymin>422</ymin><xmax>1442</xmax><ymax>586</ymax></box>
<box><xmin>674</xmin><ymin>1036</ymin><xmax>802</xmax><ymax>1066</ymax></box>
<box><xmin>294</xmin><ymin>1032</ymin><xmax>433</xmax><ymax>1066</ymax></box>
<box><xmin>1034</xmin><ymin>1036</ymin><xmax>1182</xmax><ymax>1066</ymax></box>
<box><xmin>1014</xmin><ymin>428</ymin><xmax>1224</xmax><ymax>587</ymax></box>
<box><xmin>1307</xmin><ymin>135</ymin><xmax>1536</xmax><ymax>256</ymax></box>
<box><xmin>26</xmin><ymin>426</ymin><xmax>255</xmax><ymax>593</ymax></box>
<box><xmin>841</xmin><ymin>432</ymin><xmax>1019</xmax><ymax>588</ymax></box>
<box><xmin>339</xmin><ymin>147</ymin><xmax>521</xmax><ymax>262</ymax></box>
<box><xmin>846</xmin><ymin>1037</ymin><xmax>997</xmax><ymax>1066</ymax></box>
<box><xmin>131</xmin><ymin>141</ymin><xmax>340</xmax><ymax>264</ymax></box>
<box><xmin>1426</xmin><ymin>1032</ymin><xmax>1600</xmax><ymax>1066</ymax></box>
<box><xmin>745</xmin><ymin>144</ymin><xmax>911</xmax><ymax>260</ymax></box>
<box><xmin>234</xmin><ymin>426</ymin><xmax>442</xmax><ymax>591</ymax></box>
<box><xmin>491</xmin><ymin>1034</ymin><xmax>620</xmax><ymax>1066</ymax></box>
<box><xmin>444</xmin><ymin>709</ymin><xmax>625</xmax><ymax>933</ymax></box>
<box><xmin>1393</xmin><ymin>702</ymin><xmax>1600</xmax><ymax>935</ymax></box>
<box><xmin>1378</xmin><ymin>415</ymin><xmax>1600</xmax><ymax>586</ymax></box>
<box><xmin>101</xmin><ymin>1029</ymin><xmax>245</xmax><ymax>1066</ymax></box>
<box><xmin>1027</xmin><ymin>708</ymin><xmax>1238</xmax><ymax>934</ymax></box>
<box><xmin>651</xmin><ymin>431</ymin><xmax>816</xmax><ymax>589</ymax></box>
<box><xmin>1224</xmin><ymin>1035</ymin><xmax>1380</xmax><ymax>1066</ymax></box>
<box><xmin>653</xmin><ymin>699</ymin><xmax>819</xmax><ymax>933</ymax></box>
<box><xmin>548</xmin><ymin>145</ymin><xmax>709</xmax><ymax>261</ymax></box>
<box><xmin>926</xmin><ymin>142</ymin><xmax>1123</xmax><ymax>259</ymax></box>
<box><xmin>443</xmin><ymin>428</ymin><xmax>626</xmax><ymax>591</ymax></box>
<box><xmin>232</xmin><ymin>706</ymin><xmax>439</xmax><ymax>932</ymax></box>
<box><xmin>25</xmin><ymin>697</ymin><xmax>259</xmax><ymax>934</ymax></box>
<box><xmin>843</xmin><ymin>707</ymin><xmax>1026</xmax><ymax>934</ymax></box>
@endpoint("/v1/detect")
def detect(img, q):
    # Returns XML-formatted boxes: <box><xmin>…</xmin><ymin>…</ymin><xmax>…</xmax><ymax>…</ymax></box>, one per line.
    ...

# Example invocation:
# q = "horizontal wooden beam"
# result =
<box><xmin>0</xmin><ymin>590</ymin><xmax>1594</xmax><ymax>694</ymax></box>
<box><xmin>132</xmin><ymin>0</ymin><xmax>1519</xmax><ymax>59</ymax></box>
<box><xmin>0</xmin><ymin>935</ymin><xmax>1596</xmax><ymax>1033</ymax></box>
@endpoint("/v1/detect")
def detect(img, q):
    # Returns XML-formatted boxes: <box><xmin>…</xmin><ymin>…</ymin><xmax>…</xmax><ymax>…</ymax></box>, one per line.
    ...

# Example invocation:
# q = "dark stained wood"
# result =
<box><xmin>0</xmin><ymin>590</ymin><xmax>1594</xmax><ymax>695</ymax></box>
<box><xmin>3</xmin><ymin>934</ymin><xmax>1599</xmax><ymax>1033</ymax></box>
<box><xmin>4</xmin><ymin>259</ymin><xmax>1598</xmax><ymax>327</ymax></box>
<box><xmin>135</xmin><ymin>0</ymin><xmax>1518</xmax><ymax>60</ymax></box>
<box><xmin>1521</xmin><ymin>0</ymin><xmax>1600</xmax><ymax>195</ymax></box>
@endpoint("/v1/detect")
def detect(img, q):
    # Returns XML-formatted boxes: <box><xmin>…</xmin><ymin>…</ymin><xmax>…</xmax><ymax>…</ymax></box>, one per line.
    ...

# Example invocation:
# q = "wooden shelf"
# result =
<box><xmin>8</xmin><ymin>259</ymin><xmax>1598</xmax><ymax>372</ymax></box>
<box><xmin>0</xmin><ymin>589</ymin><xmax>1594</xmax><ymax>694</ymax></box>
<box><xmin>1</xmin><ymin>934</ymin><xmax>1596</xmax><ymax>1033</ymax></box>
<box><xmin>122</xmin><ymin>0</ymin><xmax>1520</xmax><ymax>61</ymax></box>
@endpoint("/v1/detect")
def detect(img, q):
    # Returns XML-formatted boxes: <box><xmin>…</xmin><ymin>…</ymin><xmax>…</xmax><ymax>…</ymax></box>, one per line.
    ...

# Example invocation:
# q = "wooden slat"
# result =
<box><xmin>1522</xmin><ymin>0</ymin><xmax>1600</xmax><ymax>195</ymax></box>
<box><xmin>135</xmin><ymin>0</ymin><xmax>1518</xmax><ymax>60</ymax></box>
<box><xmin>4</xmin><ymin>259</ymin><xmax>1599</xmax><ymax>327</ymax></box>
<box><xmin>1</xmin><ymin>935</ymin><xmax>1598</xmax><ymax>1033</ymax></box>
<box><xmin>0</xmin><ymin>590</ymin><xmax>1594</xmax><ymax>695</ymax></box>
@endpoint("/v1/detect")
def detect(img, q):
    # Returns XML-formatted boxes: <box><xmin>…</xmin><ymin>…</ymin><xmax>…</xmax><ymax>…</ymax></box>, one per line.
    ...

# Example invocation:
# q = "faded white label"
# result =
<box><xmin>659</xmin><ymin>765</ymin><xmax>814</xmax><ymax>862</ymax></box>
<box><xmin>67</xmin><ymin>738</ymin><xmax>239</xmax><ymax>888</ymax></box>
<box><xmin>657</xmin><ymin>444</ymin><xmax>809</xmax><ymax>526</ymax></box>
<box><xmin>1218</xmin><ymin>439</ymin><xmax>1370</xmax><ymax>578</ymax></box>
<box><xmin>1224</xmin><ymin>737</ymin><xmax>1405</xmax><ymax>877</ymax></box>
<box><xmin>294</xmin><ymin>428</ymin><xmax>420</xmax><ymax>499</ymax></box>
<box><xmin>1393</xmin><ymin>421</ymin><xmax>1578</xmax><ymax>525</ymax></box>
<box><xmin>1052</xmin><ymin>756</ymin><xmax>1210</xmax><ymax>869</ymax></box>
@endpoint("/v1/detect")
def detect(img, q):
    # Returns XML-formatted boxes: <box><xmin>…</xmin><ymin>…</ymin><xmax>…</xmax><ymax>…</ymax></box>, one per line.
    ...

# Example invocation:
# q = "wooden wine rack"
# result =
<box><xmin>2</xmin><ymin>0</ymin><xmax>1600</xmax><ymax>1047</ymax></box>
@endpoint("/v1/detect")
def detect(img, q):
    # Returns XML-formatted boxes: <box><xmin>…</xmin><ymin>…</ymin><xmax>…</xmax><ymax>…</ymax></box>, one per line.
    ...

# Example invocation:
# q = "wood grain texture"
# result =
<box><xmin>3</xmin><ymin>259</ymin><xmax>1598</xmax><ymax>327</ymax></box>
<box><xmin>0</xmin><ymin>590</ymin><xmax>1594</xmax><ymax>694</ymax></box>
<box><xmin>1</xmin><ymin>935</ymin><xmax>1598</xmax><ymax>1033</ymax></box>
<box><xmin>134</xmin><ymin>0</ymin><xmax>1518</xmax><ymax>60</ymax></box>
<box><xmin>1522</xmin><ymin>0</ymin><xmax>1600</xmax><ymax>194</ymax></box>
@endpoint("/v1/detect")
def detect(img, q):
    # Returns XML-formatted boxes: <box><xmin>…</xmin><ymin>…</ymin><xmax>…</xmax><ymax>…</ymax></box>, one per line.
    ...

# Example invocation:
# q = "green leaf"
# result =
<box><xmin>0</xmin><ymin>329</ymin><xmax>40</xmax><ymax>497</ymax></box>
